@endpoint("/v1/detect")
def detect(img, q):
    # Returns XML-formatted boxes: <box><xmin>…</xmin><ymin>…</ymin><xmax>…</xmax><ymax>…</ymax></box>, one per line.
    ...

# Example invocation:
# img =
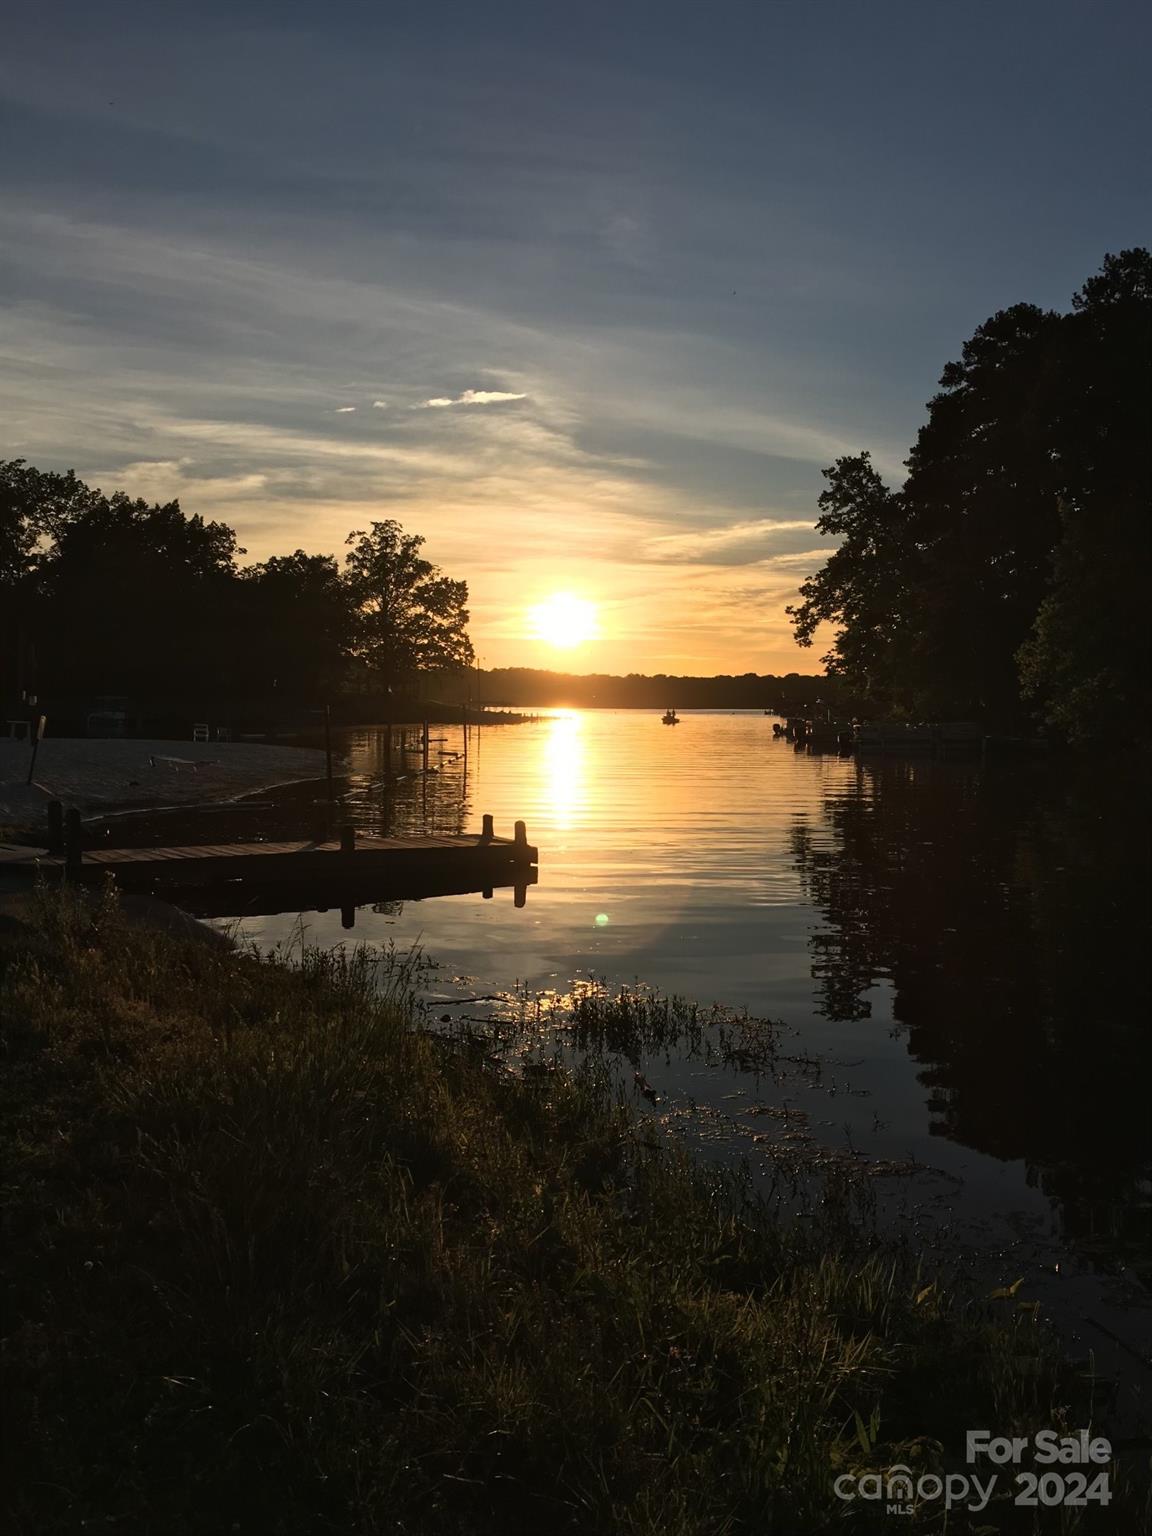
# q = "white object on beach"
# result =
<box><xmin>149</xmin><ymin>755</ymin><xmax>217</xmax><ymax>772</ymax></box>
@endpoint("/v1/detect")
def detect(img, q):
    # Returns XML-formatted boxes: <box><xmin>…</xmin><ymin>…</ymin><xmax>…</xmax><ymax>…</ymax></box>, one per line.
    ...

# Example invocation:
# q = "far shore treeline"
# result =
<box><xmin>479</xmin><ymin>669</ymin><xmax>855</xmax><ymax>713</ymax></box>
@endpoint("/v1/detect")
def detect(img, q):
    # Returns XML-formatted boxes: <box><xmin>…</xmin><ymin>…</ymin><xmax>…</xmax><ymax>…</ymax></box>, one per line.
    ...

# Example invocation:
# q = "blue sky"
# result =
<box><xmin>1</xmin><ymin>0</ymin><xmax>1148</xmax><ymax>670</ymax></box>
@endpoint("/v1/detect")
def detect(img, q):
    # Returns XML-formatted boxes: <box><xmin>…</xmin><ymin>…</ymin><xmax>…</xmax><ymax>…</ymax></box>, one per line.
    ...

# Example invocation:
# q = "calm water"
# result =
<box><xmin>182</xmin><ymin>709</ymin><xmax>1149</xmax><ymax>1397</ymax></box>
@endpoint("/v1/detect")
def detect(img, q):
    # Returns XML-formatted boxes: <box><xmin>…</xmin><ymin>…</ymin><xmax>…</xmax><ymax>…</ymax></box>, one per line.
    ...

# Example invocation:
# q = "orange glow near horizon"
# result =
<box><xmin>527</xmin><ymin>592</ymin><xmax>599</xmax><ymax>651</ymax></box>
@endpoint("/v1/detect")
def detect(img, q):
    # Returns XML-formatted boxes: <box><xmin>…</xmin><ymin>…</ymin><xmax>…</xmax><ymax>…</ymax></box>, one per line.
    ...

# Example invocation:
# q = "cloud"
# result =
<box><xmin>334</xmin><ymin>405</ymin><xmax>356</xmax><ymax>413</ymax></box>
<box><xmin>371</xmin><ymin>399</ymin><xmax>388</xmax><ymax>409</ymax></box>
<box><xmin>642</xmin><ymin>517</ymin><xmax>816</xmax><ymax>563</ymax></box>
<box><xmin>420</xmin><ymin>389</ymin><xmax>528</xmax><ymax>408</ymax></box>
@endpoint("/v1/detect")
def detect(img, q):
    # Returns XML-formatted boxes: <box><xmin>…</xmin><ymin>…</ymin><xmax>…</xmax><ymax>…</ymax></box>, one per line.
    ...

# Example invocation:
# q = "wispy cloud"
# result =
<box><xmin>421</xmin><ymin>389</ymin><xmax>528</xmax><ymax>408</ymax></box>
<box><xmin>334</xmin><ymin>405</ymin><xmax>357</xmax><ymax>413</ymax></box>
<box><xmin>371</xmin><ymin>399</ymin><xmax>388</xmax><ymax>409</ymax></box>
<box><xmin>642</xmin><ymin>517</ymin><xmax>816</xmax><ymax>563</ymax></box>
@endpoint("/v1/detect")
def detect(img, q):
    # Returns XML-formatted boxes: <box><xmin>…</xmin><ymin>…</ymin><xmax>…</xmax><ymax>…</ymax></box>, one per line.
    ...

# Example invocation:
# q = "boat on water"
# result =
<box><xmin>661</xmin><ymin>708</ymin><xmax>680</xmax><ymax>725</ymax></box>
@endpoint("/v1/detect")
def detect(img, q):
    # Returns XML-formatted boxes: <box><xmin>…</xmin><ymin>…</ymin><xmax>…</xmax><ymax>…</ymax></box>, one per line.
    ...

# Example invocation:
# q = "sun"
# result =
<box><xmin>527</xmin><ymin>592</ymin><xmax>599</xmax><ymax>650</ymax></box>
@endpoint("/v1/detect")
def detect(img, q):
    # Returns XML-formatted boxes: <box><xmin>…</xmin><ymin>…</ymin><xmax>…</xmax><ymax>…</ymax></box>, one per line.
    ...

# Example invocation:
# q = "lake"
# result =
<box><xmin>192</xmin><ymin>709</ymin><xmax>1150</xmax><ymax>1400</ymax></box>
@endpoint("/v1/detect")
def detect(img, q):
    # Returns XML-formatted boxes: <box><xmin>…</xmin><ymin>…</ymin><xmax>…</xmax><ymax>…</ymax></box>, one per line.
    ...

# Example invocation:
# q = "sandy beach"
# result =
<box><xmin>0</xmin><ymin>737</ymin><xmax>338</xmax><ymax>826</ymax></box>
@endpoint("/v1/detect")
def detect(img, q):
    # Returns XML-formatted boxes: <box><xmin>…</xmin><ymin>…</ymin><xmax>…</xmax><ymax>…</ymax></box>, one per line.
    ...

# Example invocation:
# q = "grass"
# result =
<box><xmin>0</xmin><ymin>885</ymin><xmax>1131</xmax><ymax>1533</ymax></box>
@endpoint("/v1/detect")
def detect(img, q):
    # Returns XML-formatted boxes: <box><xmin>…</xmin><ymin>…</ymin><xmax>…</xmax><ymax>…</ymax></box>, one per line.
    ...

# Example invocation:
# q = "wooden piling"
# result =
<box><xmin>64</xmin><ymin>808</ymin><xmax>83</xmax><ymax>877</ymax></box>
<box><xmin>481</xmin><ymin>813</ymin><xmax>494</xmax><ymax>840</ymax></box>
<box><xmin>339</xmin><ymin>824</ymin><xmax>355</xmax><ymax>854</ymax></box>
<box><xmin>46</xmin><ymin>800</ymin><xmax>64</xmax><ymax>855</ymax></box>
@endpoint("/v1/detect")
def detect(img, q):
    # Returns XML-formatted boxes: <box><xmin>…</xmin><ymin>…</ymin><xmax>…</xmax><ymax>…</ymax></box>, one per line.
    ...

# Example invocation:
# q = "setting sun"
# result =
<box><xmin>527</xmin><ymin>592</ymin><xmax>599</xmax><ymax>650</ymax></box>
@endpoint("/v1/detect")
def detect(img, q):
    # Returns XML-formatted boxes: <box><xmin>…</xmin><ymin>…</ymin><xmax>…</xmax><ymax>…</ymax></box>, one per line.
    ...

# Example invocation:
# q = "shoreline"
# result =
<box><xmin>0</xmin><ymin>738</ymin><xmax>342</xmax><ymax>829</ymax></box>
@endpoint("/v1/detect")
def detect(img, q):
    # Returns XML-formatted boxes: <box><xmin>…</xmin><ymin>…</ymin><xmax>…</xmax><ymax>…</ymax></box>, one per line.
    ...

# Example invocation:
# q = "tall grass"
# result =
<box><xmin>0</xmin><ymin>886</ymin><xmax>1118</xmax><ymax>1533</ymax></box>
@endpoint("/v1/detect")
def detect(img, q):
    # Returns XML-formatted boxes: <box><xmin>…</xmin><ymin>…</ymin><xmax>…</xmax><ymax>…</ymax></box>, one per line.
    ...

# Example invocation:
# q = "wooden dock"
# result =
<box><xmin>0</xmin><ymin>817</ymin><xmax>539</xmax><ymax>918</ymax></box>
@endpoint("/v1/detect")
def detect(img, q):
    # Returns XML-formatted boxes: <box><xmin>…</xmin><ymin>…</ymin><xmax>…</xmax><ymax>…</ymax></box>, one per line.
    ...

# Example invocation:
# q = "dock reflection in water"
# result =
<box><xmin>219</xmin><ymin>711</ymin><xmax>1148</xmax><ymax>1307</ymax></box>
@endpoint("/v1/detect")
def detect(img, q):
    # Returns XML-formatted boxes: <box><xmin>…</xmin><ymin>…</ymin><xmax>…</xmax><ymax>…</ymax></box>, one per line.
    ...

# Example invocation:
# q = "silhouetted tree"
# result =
<box><xmin>785</xmin><ymin>453</ymin><xmax>917</xmax><ymax>708</ymax></box>
<box><xmin>1017</xmin><ymin>250</ymin><xmax>1152</xmax><ymax>742</ymax></box>
<box><xmin>789</xmin><ymin>249</ymin><xmax>1152</xmax><ymax>736</ymax></box>
<box><xmin>37</xmin><ymin>494</ymin><xmax>243</xmax><ymax>702</ymax></box>
<box><xmin>344</xmin><ymin>520</ymin><xmax>474</xmax><ymax>689</ymax></box>
<box><xmin>237</xmin><ymin>551</ymin><xmax>352</xmax><ymax>703</ymax></box>
<box><xmin>900</xmin><ymin>302</ymin><xmax>1063</xmax><ymax>720</ymax></box>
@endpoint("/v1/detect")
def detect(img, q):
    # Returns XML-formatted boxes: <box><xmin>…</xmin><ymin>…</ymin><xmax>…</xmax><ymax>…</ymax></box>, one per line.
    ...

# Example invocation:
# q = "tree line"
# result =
<box><xmin>480</xmin><ymin>668</ymin><xmax>851</xmax><ymax>712</ymax></box>
<box><xmin>0</xmin><ymin>464</ymin><xmax>474</xmax><ymax>721</ymax></box>
<box><xmin>788</xmin><ymin>249</ymin><xmax>1151</xmax><ymax>743</ymax></box>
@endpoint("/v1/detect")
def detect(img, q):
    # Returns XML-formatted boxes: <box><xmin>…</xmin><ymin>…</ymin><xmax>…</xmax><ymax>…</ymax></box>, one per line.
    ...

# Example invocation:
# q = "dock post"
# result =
<box><xmin>340</xmin><ymin>905</ymin><xmax>355</xmax><ymax>930</ymax></box>
<box><xmin>384</xmin><ymin>721</ymin><xmax>393</xmax><ymax>777</ymax></box>
<box><xmin>339</xmin><ymin>823</ymin><xmax>355</xmax><ymax>855</ymax></box>
<box><xmin>46</xmin><ymin>800</ymin><xmax>64</xmax><ymax>855</ymax></box>
<box><xmin>514</xmin><ymin>883</ymin><xmax>527</xmax><ymax>909</ymax></box>
<box><xmin>481</xmin><ymin>813</ymin><xmax>494</xmax><ymax>841</ymax></box>
<box><xmin>64</xmin><ymin>808</ymin><xmax>83</xmax><ymax>878</ymax></box>
<box><xmin>514</xmin><ymin>820</ymin><xmax>528</xmax><ymax>852</ymax></box>
<box><xmin>422</xmin><ymin>719</ymin><xmax>429</xmax><ymax>773</ymax></box>
<box><xmin>324</xmin><ymin>702</ymin><xmax>334</xmax><ymax>802</ymax></box>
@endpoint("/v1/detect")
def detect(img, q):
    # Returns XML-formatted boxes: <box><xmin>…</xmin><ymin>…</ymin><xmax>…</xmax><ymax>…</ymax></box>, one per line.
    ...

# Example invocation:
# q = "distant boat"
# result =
<box><xmin>661</xmin><ymin>708</ymin><xmax>680</xmax><ymax>725</ymax></box>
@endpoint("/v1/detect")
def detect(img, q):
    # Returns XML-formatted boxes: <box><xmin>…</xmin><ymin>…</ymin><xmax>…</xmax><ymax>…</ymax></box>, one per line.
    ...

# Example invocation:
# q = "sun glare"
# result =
<box><xmin>527</xmin><ymin>592</ymin><xmax>599</xmax><ymax>650</ymax></box>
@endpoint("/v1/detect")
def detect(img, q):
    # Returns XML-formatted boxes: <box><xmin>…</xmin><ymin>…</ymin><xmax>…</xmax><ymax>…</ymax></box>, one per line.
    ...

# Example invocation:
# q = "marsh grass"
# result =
<box><xmin>0</xmin><ymin>887</ymin><xmax>1112</xmax><ymax>1533</ymax></box>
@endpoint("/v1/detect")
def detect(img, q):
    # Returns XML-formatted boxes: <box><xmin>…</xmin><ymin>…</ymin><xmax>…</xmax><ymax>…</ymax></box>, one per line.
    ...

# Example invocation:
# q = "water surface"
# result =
<box><xmin>184</xmin><ymin>709</ymin><xmax>1150</xmax><ymax>1399</ymax></box>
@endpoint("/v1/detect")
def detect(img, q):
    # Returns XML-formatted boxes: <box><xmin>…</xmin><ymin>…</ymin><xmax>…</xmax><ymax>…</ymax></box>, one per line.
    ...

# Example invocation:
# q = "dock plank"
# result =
<box><xmin>6</xmin><ymin>831</ymin><xmax>536</xmax><ymax>886</ymax></box>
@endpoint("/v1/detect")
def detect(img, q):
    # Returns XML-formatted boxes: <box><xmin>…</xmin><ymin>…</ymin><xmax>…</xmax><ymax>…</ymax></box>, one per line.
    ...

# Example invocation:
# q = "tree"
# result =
<box><xmin>1017</xmin><ymin>250</ymin><xmax>1152</xmax><ymax>742</ymax></box>
<box><xmin>899</xmin><ymin>302</ymin><xmax>1064</xmax><ymax>719</ymax></box>
<box><xmin>1</xmin><ymin>460</ymin><xmax>108</xmax><ymax>593</ymax></box>
<box><xmin>37</xmin><ymin>493</ymin><xmax>243</xmax><ymax>702</ymax></box>
<box><xmin>237</xmin><ymin>551</ymin><xmax>353</xmax><ymax>703</ymax></box>
<box><xmin>343</xmin><ymin>521</ymin><xmax>474</xmax><ymax>688</ymax></box>
<box><xmin>786</xmin><ymin>452</ymin><xmax>919</xmax><ymax>707</ymax></box>
<box><xmin>789</xmin><ymin>249</ymin><xmax>1152</xmax><ymax>736</ymax></box>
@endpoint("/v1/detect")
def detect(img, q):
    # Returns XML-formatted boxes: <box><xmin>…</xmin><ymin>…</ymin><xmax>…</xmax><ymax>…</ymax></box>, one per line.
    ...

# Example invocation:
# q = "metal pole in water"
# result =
<box><xmin>324</xmin><ymin>702</ymin><xmax>334</xmax><ymax>803</ymax></box>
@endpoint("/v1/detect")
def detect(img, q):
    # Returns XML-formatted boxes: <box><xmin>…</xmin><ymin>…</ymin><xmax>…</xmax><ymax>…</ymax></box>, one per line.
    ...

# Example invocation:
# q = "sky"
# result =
<box><xmin>1</xmin><ymin>1</ymin><xmax>1148</xmax><ymax>674</ymax></box>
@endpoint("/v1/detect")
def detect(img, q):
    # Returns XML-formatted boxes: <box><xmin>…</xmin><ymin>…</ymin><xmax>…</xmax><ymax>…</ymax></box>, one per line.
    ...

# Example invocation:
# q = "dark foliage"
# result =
<box><xmin>788</xmin><ymin>250</ymin><xmax>1152</xmax><ymax>740</ymax></box>
<box><xmin>0</xmin><ymin>464</ymin><xmax>475</xmax><ymax>718</ymax></box>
